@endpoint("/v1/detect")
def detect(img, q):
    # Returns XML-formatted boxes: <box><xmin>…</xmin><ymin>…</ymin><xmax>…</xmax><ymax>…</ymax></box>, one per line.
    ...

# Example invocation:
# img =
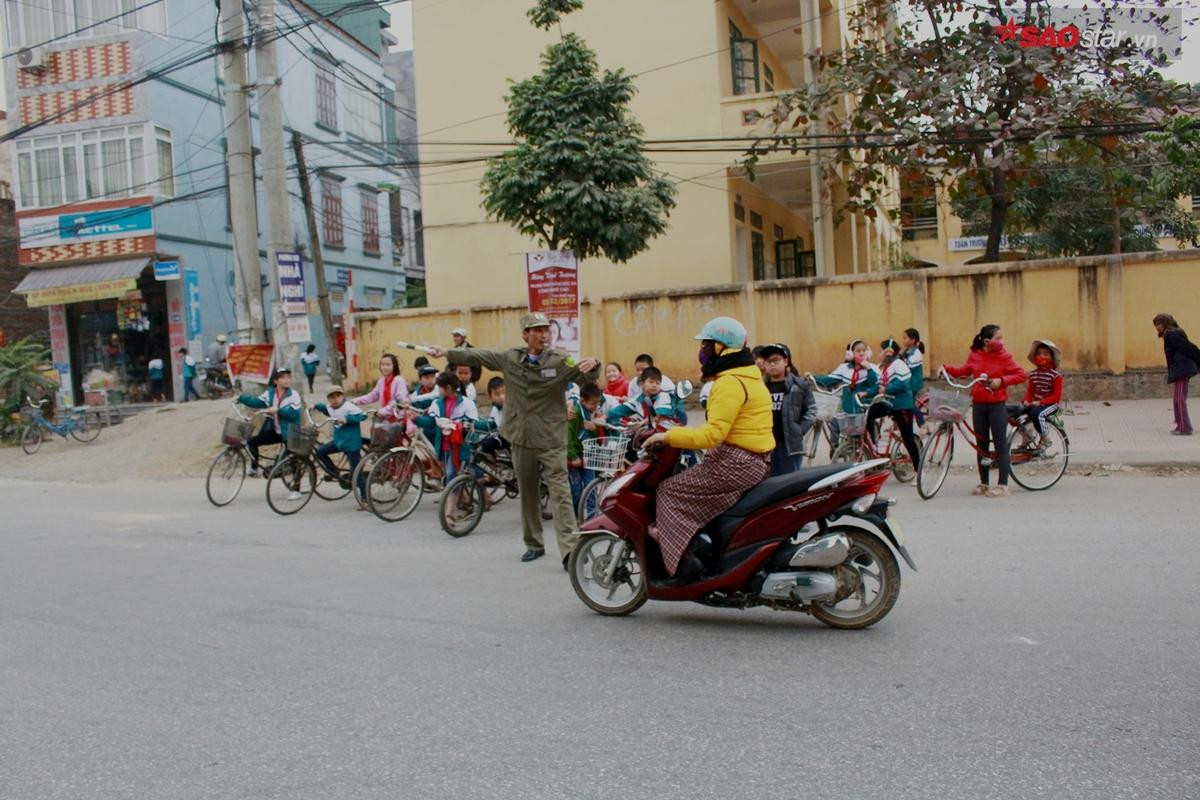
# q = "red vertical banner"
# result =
<box><xmin>48</xmin><ymin>304</ymin><xmax>74</xmax><ymax>407</ymax></box>
<box><xmin>525</xmin><ymin>250</ymin><xmax>580</xmax><ymax>360</ymax></box>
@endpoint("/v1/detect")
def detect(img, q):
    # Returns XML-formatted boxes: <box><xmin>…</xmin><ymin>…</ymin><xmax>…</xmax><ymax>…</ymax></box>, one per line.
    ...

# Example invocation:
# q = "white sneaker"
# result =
<box><xmin>287</xmin><ymin>491</ymin><xmax>303</xmax><ymax>501</ymax></box>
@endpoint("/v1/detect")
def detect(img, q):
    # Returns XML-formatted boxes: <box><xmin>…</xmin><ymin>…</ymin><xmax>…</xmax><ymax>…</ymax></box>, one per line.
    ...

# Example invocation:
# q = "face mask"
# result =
<box><xmin>853</xmin><ymin>352</ymin><xmax>868</xmax><ymax>365</ymax></box>
<box><xmin>985</xmin><ymin>338</ymin><xmax>1004</xmax><ymax>353</ymax></box>
<box><xmin>698</xmin><ymin>345</ymin><xmax>711</xmax><ymax>367</ymax></box>
<box><xmin>1035</xmin><ymin>355</ymin><xmax>1054</xmax><ymax>369</ymax></box>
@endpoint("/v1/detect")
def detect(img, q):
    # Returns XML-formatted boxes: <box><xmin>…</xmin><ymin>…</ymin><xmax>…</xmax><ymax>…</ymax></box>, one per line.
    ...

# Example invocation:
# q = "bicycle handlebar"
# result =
<box><xmin>807</xmin><ymin>375</ymin><xmax>841</xmax><ymax>396</ymax></box>
<box><xmin>937</xmin><ymin>367</ymin><xmax>989</xmax><ymax>390</ymax></box>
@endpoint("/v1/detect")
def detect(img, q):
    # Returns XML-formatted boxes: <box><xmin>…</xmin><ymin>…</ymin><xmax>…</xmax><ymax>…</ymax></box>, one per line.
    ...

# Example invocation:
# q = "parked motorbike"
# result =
<box><xmin>201</xmin><ymin>360</ymin><xmax>233</xmax><ymax>399</ymax></box>
<box><xmin>567</xmin><ymin>435</ymin><xmax>916</xmax><ymax>629</ymax></box>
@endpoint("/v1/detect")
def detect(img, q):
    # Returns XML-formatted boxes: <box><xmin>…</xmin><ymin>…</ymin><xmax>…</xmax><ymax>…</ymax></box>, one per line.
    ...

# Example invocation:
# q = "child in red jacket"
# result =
<box><xmin>942</xmin><ymin>324</ymin><xmax>1028</xmax><ymax>497</ymax></box>
<box><xmin>1020</xmin><ymin>340</ymin><xmax>1064</xmax><ymax>447</ymax></box>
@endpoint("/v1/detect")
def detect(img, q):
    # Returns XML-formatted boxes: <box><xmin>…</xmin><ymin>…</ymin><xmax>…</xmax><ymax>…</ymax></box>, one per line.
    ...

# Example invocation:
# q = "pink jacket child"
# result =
<box><xmin>353</xmin><ymin>374</ymin><xmax>412</xmax><ymax>425</ymax></box>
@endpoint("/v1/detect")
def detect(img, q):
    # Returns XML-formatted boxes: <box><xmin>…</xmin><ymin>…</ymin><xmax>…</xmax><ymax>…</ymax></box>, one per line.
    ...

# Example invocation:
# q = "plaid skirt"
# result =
<box><xmin>652</xmin><ymin>444</ymin><xmax>771</xmax><ymax>575</ymax></box>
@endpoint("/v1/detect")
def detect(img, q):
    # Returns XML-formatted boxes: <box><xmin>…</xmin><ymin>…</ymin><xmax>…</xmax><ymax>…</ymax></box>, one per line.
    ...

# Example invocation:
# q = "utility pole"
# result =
<box><xmin>292</xmin><ymin>131</ymin><xmax>344</xmax><ymax>384</ymax></box>
<box><xmin>253</xmin><ymin>0</ymin><xmax>298</xmax><ymax>375</ymax></box>
<box><xmin>219</xmin><ymin>0</ymin><xmax>264</xmax><ymax>343</ymax></box>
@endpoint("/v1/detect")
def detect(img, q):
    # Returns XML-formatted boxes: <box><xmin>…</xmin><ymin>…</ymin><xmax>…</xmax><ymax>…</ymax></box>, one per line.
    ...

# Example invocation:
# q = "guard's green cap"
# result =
<box><xmin>521</xmin><ymin>312</ymin><xmax>551</xmax><ymax>331</ymax></box>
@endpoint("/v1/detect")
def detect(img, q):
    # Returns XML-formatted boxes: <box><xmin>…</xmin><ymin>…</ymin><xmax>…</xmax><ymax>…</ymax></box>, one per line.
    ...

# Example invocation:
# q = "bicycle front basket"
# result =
<box><xmin>369</xmin><ymin>422</ymin><xmax>407</xmax><ymax>449</ymax></box>
<box><xmin>287</xmin><ymin>425</ymin><xmax>319</xmax><ymax>457</ymax></box>
<box><xmin>221</xmin><ymin>417</ymin><xmax>253</xmax><ymax>447</ymax></box>
<box><xmin>835</xmin><ymin>412</ymin><xmax>867</xmax><ymax>437</ymax></box>
<box><xmin>926</xmin><ymin>389</ymin><xmax>970</xmax><ymax>422</ymax></box>
<box><xmin>814</xmin><ymin>391</ymin><xmax>841</xmax><ymax>422</ymax></box>
<box><xmin>582</xmin><ymin>434</ymin><xmax>631</xmax><ymax>473</ymax></box>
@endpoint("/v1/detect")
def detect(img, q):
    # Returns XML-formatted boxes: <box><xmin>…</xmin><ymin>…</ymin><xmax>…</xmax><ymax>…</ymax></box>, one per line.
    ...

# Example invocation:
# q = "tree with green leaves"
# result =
<box><xmin>0</xmin><ymin>335</ymin><xmax>53</xmax><ymax>413</ymax></box>
<box><xmin>953</xmin><ymin>115</ymin><xmax>1200</xmax><ymax>257</ymax></box>
<box><xmin>758</xmin><ymin>0</ymin><xmax>1196</xmax><ymax>262</ymax></box>
<box><xmin>480</xmin><ymin>0</ymin><xmax>676</xmax><ymax>262</ymax></box>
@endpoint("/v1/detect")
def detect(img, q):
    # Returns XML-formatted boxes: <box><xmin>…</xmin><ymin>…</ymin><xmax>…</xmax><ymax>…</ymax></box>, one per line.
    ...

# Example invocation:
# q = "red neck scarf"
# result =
<box><xmin>382</xmin><ymin>376</ymin><xmax>393</xmax><ymax>408</ymax></box>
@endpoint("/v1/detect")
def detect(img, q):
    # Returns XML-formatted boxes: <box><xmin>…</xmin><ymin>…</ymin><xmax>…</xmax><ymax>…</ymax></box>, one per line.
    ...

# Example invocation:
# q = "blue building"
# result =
<box><xmin>4</xmin><ymin>0</ymin><xmax>404</xmax><ymax>403</ymax></box>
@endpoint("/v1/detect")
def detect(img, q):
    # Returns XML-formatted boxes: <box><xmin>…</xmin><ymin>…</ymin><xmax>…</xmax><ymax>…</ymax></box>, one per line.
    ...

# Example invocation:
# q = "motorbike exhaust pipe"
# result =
<box><xmin>788</xmin><ymin>533</ymin><xmax>850</xmax><ymax>568</ymax></box>
<box><xmin>759</xmin><ymin>571</ymin><xmax>839</xmax><ymax>603</ymax></box>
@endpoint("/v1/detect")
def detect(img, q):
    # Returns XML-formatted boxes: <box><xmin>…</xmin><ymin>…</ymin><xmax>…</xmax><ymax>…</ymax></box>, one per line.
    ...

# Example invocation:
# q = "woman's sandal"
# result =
<box><xmin>971</xmin><ymin>484</ymin><xmax>988</xmax><ymax>496</ymax></box>
<box><xmin>985</xmin><ymin>485</ymin><xmax>1011</xmax><ymax>498</ymax></box>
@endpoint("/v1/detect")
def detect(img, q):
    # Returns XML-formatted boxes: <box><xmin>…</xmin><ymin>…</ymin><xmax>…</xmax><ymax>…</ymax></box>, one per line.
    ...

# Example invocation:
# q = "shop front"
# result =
<box><xmin>15</xmin><ymin>256</ymin><xmax>187</xmax><ymax>407</ymax></box>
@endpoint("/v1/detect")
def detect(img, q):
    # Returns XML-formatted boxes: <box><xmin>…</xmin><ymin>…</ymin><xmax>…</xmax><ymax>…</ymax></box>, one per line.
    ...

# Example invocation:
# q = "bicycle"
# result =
<box><xmin>438</xmin><ymin>424</ymin><xmax>521</xmax><ymax>537</ymax></box>
<box><xmin>365</xmin><ymin>424</ymin><xmax>444</xmax><ymax>523</ymax></box>
<box><xmin>829</xmin><ymin>394</ymin><xmax>923</xmax><ymax>483</ymax></box>
<box><xmin>263</xmin><ymin>418</ymin><xmax>327</xmax><ymax>516</ymax></box>
<box><xmin>805</xmin><ymin>379</ymin><xmax>842</xmax><ymax>463</ymax></box>
<box><xmin>205</xmin><ymin>403</ymin><xmax>285</xmax><ymax>507</ymax></box>
<box><xmin>916</xmin><ymin>370</ymin><xmax>1070</xmax><ymax>500</ymax></box>
<box><xmin>19</xmin><ymin>397</ymin><xmax>102</xmax><ymax>454</ymax></box>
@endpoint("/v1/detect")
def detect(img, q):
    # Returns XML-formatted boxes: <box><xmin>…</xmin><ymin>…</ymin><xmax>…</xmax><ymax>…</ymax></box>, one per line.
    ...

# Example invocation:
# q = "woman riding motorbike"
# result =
<box><xmin>643</xmin><ymin>317</ymin><xmax>775</xmax><ymax>581</ymax></box>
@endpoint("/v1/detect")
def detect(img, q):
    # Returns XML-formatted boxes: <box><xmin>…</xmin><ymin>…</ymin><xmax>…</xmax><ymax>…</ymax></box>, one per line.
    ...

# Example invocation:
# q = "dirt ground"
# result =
<box><xmin>0</xmin><ymin>399</ymin><xmax>250</xmax><ymax>482</ymax></box>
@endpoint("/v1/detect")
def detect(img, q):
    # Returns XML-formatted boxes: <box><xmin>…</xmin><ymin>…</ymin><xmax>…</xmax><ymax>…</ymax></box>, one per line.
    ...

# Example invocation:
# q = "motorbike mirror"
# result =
<box><xmin>675</xmin><ymin>379</ymin><xmax>694</xmax><ymax>400</ymax></box>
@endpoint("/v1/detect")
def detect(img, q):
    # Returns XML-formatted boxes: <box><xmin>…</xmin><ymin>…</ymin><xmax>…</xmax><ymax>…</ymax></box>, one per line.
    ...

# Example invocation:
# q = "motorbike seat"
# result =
<box><xmin>703</xmin><ymin>463</ymin><xmax>854</xmax><ymax>549</ymax></box>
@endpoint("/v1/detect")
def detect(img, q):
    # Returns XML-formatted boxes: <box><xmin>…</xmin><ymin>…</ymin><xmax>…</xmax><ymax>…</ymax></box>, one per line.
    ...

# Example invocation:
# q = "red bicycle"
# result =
<box><xmin>916</xmin><ymin>370</ymin><xmax>1070</xmax><ymax>499</ymax></box>
<box><xmin>830</xmin><ymin>394</ymin><xmax>923</xmax><ymax>484</ymax></box>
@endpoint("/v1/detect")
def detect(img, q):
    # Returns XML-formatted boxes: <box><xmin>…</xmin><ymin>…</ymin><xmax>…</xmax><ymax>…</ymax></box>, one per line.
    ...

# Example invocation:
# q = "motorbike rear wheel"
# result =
<box><xmin>809</xmin><ymin>528</ymin><xmax>900</xmax><ymax>630</ymax></box>
<box><xmin>569</xmin><ymin>533</ymin><xmax>647</xmax><ymax>616</ymax></box>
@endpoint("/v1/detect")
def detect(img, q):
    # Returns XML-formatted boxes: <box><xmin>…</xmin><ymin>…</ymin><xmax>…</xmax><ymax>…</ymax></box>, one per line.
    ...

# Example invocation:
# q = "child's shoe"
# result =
<box><xmin>971</xmin><ymin>484</ymin><xmax>988</xmax><ymax>496</ymax></box>
<box><xmin>985</xmin><ymin>485</ymin><xmax>1011</xmax><ymax>498</ymax></box>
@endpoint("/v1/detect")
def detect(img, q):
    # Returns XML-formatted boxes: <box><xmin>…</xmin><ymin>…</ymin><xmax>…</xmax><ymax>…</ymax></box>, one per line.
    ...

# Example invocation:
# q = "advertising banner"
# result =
<box><xmin>184</xmin><ymin>269</ymin><xmax>202</xmax><ymax>341</ymax></box>
<box><xmin>276</xmin><ymin>252</ymin><xmax>307</xmax><ymax>317</ymax></box>
<box><xmin>526</xmin><ymin>250</ymin><xmax>580</xmax><ymax>359</ymax></box>
<box><xmin>286</xmin><ymin>316</ymin><xmax>312</xmax><ymax>342</ymax></box>
<box><xmin>19</xmin><ymin>205</ymin><xmax>154</xmax><ymax>248</ymax></box>
<box><xmin>48</xmin><ymin>304</ymin><xmax>74</xmax><ymax>407</ymax></box>
<box><xmin>154</xmin><ymin>260</ymin><xmax>180</xmax><ymax>281</ymax></box>
<box><xmin>227</xmin><ymin>344</ymin><xmax>275</xmax><ymax>383</ymax></box>
<box><xmin>22</xmin><ymin>278</ymin><xmax>137</xmax><ymax>308</ymax></box>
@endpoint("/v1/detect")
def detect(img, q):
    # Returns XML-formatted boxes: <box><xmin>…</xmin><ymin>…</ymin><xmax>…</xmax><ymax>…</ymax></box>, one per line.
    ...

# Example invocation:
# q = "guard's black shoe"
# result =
<box><xmin>521</xmin><ymin>548</ymin><xmax>545</xmax><ymax>563</ymax></box>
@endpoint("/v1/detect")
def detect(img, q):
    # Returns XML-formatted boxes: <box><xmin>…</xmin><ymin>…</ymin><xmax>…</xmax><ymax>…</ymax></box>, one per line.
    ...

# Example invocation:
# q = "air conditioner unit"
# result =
<box><xmin>16</xmin><ymin>47</ymin><xmax>49</xmax><ymax>73</ymax></box>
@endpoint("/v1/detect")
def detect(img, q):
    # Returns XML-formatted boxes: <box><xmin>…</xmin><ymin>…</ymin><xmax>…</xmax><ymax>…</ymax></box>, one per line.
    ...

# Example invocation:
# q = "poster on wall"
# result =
<box><xmin>526</xmin><ymin>250</ymin><xmax>580</xmax><ymax>360</ymax></box>
<box><xmin>48</xmin><ymin>305</ymin><xmax>74</xmax><ymax>408</ymax></box>
<box><xmin>226</xmin><ymin>344</ymin><xmax>275</xmax><ymax>383</ymax></box>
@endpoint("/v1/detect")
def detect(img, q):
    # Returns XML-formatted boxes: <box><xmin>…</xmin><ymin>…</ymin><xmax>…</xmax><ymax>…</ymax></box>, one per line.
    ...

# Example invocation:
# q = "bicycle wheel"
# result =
<box><xmin>368</xmin><ymin>448</ymin><xmax>425</xmax><ymax>522</ymax></box>
<box><xmin>438</xmin><ymin>474</ymin><xmax>485</xmax><ymax>537</ymax></box>
<box><xmin>577</xmin><ymin>476</ymin><xmax>609</xmax><ymax>522</ymax></box>
<box><xmin>69</xmin><ymin>412</ymin><xmax>101</xmax><ymax>442</ymax></box>
<box><xmin>889</xmin><ymin>435</ymin><xmax>922</xmax><ymax>484</ymax></box>
<box><xmin>1008</xmin><ymin>421</ymin><xmax>1069</xmax><ymax>491</ymax></box>
<box><xmin>314</xmin><ymin>451</ymin><xmax>353</xmax><ymax>501</ymax></box>
<box><xmin>352</xmin><ymin>451</ymin><xmax>382</xmax><ymax>510</ymax></box>
<box><xmin>265</xmin><ymin>456</ymin><xmax>317</xmax><ymax>515</ymax></box>
<box><xmin>20</xmin><ymin>424</ymin><xmax>43</xmax><ymax>455</ymax></box>
<box><xmin>206</xmin><ymin>447</ymin><xmax>247</xmax><ymax>507</ymax></box>
<box><xmin>916</xmin><ymin>425</ymin><xmax>954</xmax><ymax>500</ymax></box>
<box><xmin>830</xmin><ymin>436</ymin><xmax>858</xmax><ymax>464</ymax></box>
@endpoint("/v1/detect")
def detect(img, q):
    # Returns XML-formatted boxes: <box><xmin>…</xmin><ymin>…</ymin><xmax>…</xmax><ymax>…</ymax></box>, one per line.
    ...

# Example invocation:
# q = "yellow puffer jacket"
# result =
<box><xmin>665</xmin><ymin>364</ymin><xmax>775</xmax><ymax>453</ymax></box>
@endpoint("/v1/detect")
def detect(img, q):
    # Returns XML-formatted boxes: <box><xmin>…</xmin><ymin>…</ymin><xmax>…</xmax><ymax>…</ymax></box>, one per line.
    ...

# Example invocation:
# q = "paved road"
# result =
<box><xmin>1</xmin><ymin>474</ymin><xmax>1197</xmax><ymax>800</ymax></box>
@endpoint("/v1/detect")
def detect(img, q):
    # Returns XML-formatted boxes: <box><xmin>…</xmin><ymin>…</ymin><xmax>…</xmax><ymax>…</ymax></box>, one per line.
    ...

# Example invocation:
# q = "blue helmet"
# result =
<box><xmin>694</xmin><ymin>316</ymin><xmax>748</xmax><ymax>349</ymax></box>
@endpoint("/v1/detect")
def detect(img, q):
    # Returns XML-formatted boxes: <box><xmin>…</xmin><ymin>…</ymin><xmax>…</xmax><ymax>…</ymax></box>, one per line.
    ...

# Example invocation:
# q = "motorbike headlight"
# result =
<box><xmin>850</xmin><ymin>493</ymin><xmax>877</xmax><ymax>515</ymax></box>
<box><xmin>601</xmin><ymin>471</ymin><xmax>638</xmax><ymax>502</ymax></box>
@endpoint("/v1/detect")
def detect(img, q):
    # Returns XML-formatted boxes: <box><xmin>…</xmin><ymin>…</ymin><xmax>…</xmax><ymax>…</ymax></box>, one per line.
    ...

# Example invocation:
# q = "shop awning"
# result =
<box><xmin>14</xmin><ymin>257</ymin><xmax>152</xmax><ymax>308</ymax></box>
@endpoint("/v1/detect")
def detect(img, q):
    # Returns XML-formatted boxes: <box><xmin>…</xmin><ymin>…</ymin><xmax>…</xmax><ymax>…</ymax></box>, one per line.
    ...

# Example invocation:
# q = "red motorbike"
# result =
<box><xmin>567</xmin><ymin>439</ymin><xmax>917</xmax><ymax>629</ymax></box>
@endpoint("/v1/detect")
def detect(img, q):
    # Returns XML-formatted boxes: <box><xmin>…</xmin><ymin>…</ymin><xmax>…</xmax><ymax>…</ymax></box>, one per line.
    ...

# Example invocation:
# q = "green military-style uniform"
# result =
<box><xmin>448</xmin><ymin>319</ymin><xmax>600</xmax><ymax>559</ymax></box>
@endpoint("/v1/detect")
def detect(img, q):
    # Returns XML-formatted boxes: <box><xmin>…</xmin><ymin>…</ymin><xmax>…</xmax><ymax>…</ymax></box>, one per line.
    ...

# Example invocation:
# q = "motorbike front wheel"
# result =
<box><xmin>569</xmin><ymin>533</ymin><xmax>647</xmax><ymax>616</ymax></box>
<box><xmin>808</xmin><ymin>528</ymin><xmax>900</xmax><ymax>630</ymax></box>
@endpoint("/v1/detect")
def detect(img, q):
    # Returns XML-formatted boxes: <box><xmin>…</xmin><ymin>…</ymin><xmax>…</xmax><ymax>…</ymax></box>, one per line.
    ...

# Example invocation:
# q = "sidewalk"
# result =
<box><xmin>1049</xmin><ymin>399</ymin><xmax>1200</xmax><ymax>465</ymax></box>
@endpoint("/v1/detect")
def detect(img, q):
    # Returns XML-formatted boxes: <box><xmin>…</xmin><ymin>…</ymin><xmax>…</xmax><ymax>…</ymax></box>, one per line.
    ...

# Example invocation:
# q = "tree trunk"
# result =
<box><xmin>983</xmin><ymin>167</ymin><xmax>1010</xmax><ymax>263</ymax></box>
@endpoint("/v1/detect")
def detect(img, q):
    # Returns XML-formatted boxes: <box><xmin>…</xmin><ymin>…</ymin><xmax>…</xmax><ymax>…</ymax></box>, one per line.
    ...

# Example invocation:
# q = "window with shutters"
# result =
<box><xmin>316</xmin><ymin>66</ymin><xmax>338</xmax><ymax>129</ymax></box>
<box><xmin>321</xmin><ymin>176</ymin><xmax>344</xmax><ymax>247</ymax></box>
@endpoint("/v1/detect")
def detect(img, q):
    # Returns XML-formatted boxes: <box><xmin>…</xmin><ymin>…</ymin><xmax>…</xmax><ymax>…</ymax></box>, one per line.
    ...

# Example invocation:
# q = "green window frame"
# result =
<box><xmin>729</xmin><ymin>21</ymin><xmax>760</xmax><ymax>96</ymax></box>
<box><xmin>776</xmin><ymin>239</ymin><xmax>798</xmax><ymax>278</ymax></box>
<box><xmin>751</xmin><ymin>231</ymin><xmax>766</xmax><ymax>280</ymax></box>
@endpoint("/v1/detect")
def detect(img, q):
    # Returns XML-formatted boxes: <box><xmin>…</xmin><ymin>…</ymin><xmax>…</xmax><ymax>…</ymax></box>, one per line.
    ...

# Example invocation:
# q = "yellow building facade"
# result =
<box><xmin>411</xmin><ymin>0</ymin><xmax>897</xmax><ymax>308</ymax></box>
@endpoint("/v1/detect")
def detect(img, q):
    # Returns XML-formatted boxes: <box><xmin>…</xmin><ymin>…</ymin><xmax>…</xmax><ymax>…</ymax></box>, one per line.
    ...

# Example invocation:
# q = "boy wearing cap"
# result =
<box><xmin>450</xmin><ymin>327</ymin><xmax>482</xmax><ymax>385</ymax></box>
<box><xmin>1020</xmin><ymin>340</ymin><xmax>1064</xmax><ymax>446</ymax></box>
<box><xmin>412</xmin><ymin>364</ymin><xmax>439</xmax><ymax>402</ymax></box>
<box><xmin>761</xmin><ymin>343</ymin><xmax>817</xmax><ymax>475</ymax></box>
<box><xmin>313</xmin><ymin>386</ymin><xmax>367</xmax><ymax>486</ymax></box>
<box><xmin>428</xmin><ymin>312</ymin><xmax>601</xmax><ymax>566</ymax></box>
<box><xmin>238</xmin><ymin>368</ymin><xmax>303</xmax><ymax>476</ymax></box>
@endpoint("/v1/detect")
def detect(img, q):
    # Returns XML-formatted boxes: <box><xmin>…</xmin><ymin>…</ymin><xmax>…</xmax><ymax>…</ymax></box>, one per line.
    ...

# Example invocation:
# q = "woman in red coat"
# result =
<box><xmin>942</xmin><ymin>324</ymin><xmax>1028</xmax><ymax>497</ymax></box>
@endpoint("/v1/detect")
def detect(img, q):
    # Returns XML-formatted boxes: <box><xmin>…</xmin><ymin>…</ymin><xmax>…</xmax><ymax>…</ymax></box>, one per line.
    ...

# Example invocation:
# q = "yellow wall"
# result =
<box><xmin>727</xmin><ymin>175</ymin><xmax>813</xmax><ymax>278</ymax></box>
<box><xmin>352</xmin><ymin>251</ymin><xmax>1200</xmax><ymax>388</ymax></box>
<box><xmin>413</xmin><ymin>0</ymin><xmax>736</xmax><ymax>309</ymax></box>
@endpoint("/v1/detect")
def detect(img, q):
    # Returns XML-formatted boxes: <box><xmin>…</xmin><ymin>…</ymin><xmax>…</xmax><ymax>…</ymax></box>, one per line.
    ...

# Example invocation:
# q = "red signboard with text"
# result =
<box><xmin>526</xmin><ymin>250</ymin><xmax>580</xmax><ymax>360</ymax></box>
<box><xmin>226</xmin><ymin>344</ymin><xmax>275</xmax><ymax>384</ymax></box>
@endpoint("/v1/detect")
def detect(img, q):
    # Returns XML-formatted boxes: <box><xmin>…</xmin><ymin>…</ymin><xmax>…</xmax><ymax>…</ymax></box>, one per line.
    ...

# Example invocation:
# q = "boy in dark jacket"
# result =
<box><xmin>1154</xmin><ymin>313</ymin><xmax>1200</xmax><ymax>435</ymax></box>
<box><xmin>761</xmin><ymin>343</ymin><xmax>816</xmax><ymax>475</ymax></box>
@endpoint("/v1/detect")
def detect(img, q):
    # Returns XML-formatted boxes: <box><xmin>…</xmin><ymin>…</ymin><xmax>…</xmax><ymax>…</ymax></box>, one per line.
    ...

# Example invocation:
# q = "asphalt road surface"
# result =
<box><xmin>1</xmin><ymin>474</ymin><xmax>1197</xmax><ymax>800</ymax></box>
